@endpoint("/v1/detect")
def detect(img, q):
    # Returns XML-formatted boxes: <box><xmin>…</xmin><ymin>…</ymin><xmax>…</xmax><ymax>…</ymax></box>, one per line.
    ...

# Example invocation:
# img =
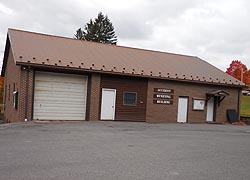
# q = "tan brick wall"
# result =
<box><xmin>3</xmin><ymin>48</ymin><xmax>21</xmax><ymax>122</ymax></box>
<box><xmin>3</xmin><ymin>47</ymin><xmax>34</xmax><ymax>123</ymax></box>
<box><xmin>146</xmin><ymin>79</ymin><xmax>240</xmax><ymax>123</ymax></box>
<box><xmin>88</xmin><ymin>73</ymin><xmax>101</xmax><ymax>121</ymax></box>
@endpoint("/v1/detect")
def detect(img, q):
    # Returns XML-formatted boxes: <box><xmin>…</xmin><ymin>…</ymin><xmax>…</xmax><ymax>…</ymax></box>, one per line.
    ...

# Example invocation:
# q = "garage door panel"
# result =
<box><xmin>35</xmin><ymin>88</ymin><xmax>86</xmax><ymax>94</ymax></box>
<box><xmin>34</xmin><ymin>112</ymin><xmax>85</xmax><ymax>118</ymax></box>
<box><xmin>35</xmin><ymin>83</ymin><xmax>87</xmax><ymax>92</ymax></box>
<box><xmin>34</xmin><ymin>111</ymin><xmax>85</xmax><ymax>115</ymax></box>
<box><xmin>34</xmin><ymin>101</ymin><xmax>86</xmax><ymax>106</ymax></box>
<box><xmin>36</xmin><ymin>76</ymin><xmax>85</xmax><ymax>82</ymax></box>
<box><xmin>34</xmin><ymin>97</ymin><xmax>86</xmax><ymax>103</ymax></box>
<box><xmin>33</xmin><ymin>72</ymin><xmax>88</xmax><ymax>120</ymax></box>
<box><xmin>34</xmin><ymin>92</ymin><xmax>87</xmax><ymax>99</ymax></box>
<box><xmin>36</xmin><ymin>84</ymin><xmax>87</xmax><ymax>92</ymax></box>
<box><xmin>34</xmin><ymin>115</ymin><xmax>84</xmax><ymax>121</ymax></box>
<box><xmin>34</xmin><ymin>106</ymin><xmax>85</xmax><ymax>112</ymax></box>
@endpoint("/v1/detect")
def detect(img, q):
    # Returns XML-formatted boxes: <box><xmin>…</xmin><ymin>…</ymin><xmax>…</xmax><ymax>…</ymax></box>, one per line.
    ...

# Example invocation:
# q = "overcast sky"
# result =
<box><xmin>0</xmin><ymin>0</ymin><xmax>250</xmax><ymax>71</ymax></box>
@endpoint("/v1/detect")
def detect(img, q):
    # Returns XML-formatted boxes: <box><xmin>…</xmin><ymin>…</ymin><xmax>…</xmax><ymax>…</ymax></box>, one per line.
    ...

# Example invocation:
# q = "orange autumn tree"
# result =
<box><xmin>245</xmin><ymin>69</ymin><xmax>250</xmax><ymax>85</ymax></box>
<box><xmin>226</xmin><ymin>60</ymin><xmax>250</xmax><ymax>85</ymax></box>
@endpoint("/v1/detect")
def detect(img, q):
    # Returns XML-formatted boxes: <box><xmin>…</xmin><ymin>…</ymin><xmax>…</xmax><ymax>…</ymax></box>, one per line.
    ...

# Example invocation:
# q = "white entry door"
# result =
<box><xmin>206</xmin><ymin>97</ymin><xmax>214</xmax><ymax>122</ymax></box>
<box><xmin>177</xmin><ymin>97</ymin><xmax>188</xmax><ymax>123</ymax></box>
<box><xmin>101</xmin><ymin>88</ymin><xmax>116</xmax><ymax>120</ymax></box>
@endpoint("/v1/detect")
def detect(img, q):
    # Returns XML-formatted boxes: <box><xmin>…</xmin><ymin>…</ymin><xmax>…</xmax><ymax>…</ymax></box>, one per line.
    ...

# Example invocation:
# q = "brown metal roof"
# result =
<box><xmin>4</xmin><ymin>28</ymin><xmax>245</xmax><ymax>86</ymax></box>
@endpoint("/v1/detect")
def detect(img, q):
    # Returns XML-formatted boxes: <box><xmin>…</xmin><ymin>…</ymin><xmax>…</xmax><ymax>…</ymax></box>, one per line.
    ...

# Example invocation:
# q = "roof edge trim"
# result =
<box><xmin>8</xmin><ymin>28</ymin><xmax>17</xmax><ymax>65</ymax></box>
<box><xmin>16</xmin><ymin>62</ymin><xmax>246</xmax><ymax>88</ymax></box>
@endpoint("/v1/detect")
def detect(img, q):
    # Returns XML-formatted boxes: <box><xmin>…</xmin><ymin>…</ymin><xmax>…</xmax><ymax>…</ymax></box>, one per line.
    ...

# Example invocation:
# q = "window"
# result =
<box><xmin>123</xmin><ymin>92</ymin><xmax>137</xmax><ymax>106</ymax></box>
<box><xmin>13</xmin><ymin>91</ymin><xmax>18</xmax><ymax>109</ymax></box>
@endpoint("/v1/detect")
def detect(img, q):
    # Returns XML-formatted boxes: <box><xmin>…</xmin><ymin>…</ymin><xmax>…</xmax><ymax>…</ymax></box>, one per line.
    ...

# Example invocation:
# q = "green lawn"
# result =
<box><xmin>241</xmin><ymin>96</ymin><xmax>250</xmax><ymax>117</ymax></box>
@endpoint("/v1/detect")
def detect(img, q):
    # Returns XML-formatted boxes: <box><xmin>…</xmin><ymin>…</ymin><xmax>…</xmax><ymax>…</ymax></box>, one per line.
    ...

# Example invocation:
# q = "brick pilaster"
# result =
<box><xmin>88</xmin><ymin>73</ymin><xmax>101</xmax><ymax>121</ymax></box>
<box><xmin>19</xmin><ymin>67</ymin><xmax>34</xmax><ymax>121</ymax></box>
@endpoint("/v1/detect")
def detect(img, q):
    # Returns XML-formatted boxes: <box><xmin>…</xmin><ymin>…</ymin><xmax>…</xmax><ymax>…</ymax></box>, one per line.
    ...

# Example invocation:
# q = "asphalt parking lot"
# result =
<box><xmin>0</xmin><ymin>121</ymin><xmax>250</xmax><ymax>180</ymax></box>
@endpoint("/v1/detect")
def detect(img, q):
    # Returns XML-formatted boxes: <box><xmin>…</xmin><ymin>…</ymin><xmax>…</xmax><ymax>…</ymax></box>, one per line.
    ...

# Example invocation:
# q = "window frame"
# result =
<box><xmin>123</xmin><ymin>91</ymin><xmax>137</xmax><ymax>106</ymax></box>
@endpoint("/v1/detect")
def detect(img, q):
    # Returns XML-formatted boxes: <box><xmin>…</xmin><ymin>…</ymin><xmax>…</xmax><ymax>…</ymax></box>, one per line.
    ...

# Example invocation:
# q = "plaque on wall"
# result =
<box><xmin>193</xmin><ymin>99</ymin><xmax>205</xmax><ymax>110</ymax></box>
<box><xmin>153</xmin><ymin>94</ymin><xmax>173</xmax><ymax>99</ymax></box>
<box><xmin>154</xmin><ymin>88</ymin><xmax>174</xmax><ymax>93</ymax></box>
<box><xmin>153</xmin><ymin>99</ymin><xmax>173</xmax><ymax>105</ymax></box>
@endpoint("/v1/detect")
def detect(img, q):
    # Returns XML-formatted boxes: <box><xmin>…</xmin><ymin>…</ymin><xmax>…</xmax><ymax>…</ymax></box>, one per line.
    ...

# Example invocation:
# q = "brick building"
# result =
<box><xmin>1</xmin><ymin>29</ymin><xmax>245</xmax><ymax>123</ymax></box>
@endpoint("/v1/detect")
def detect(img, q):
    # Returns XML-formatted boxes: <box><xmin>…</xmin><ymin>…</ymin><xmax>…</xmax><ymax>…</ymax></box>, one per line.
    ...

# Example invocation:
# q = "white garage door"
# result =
<box><xmin>33</xmin><ymin>71</ymin><xmax>88</xmax><ymax>120</ymax></box>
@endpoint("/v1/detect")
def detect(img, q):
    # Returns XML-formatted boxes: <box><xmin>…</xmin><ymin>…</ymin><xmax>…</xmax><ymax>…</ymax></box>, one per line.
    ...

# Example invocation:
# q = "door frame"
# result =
<box><xmin>206</xmin><ymin>97</ymin><xmax>217</xmax><ymax>122</ymax></box>
<box><xmin>177</xmin><ymin>96</ymin><xmax>189</xmax><ymax>123</ymax></box>
<box><xmin>213</xmin><ymin>97</ymin><xmax>218</xmax><ymax>122</ymax></box>
<box><xmin>100</xmin><ymin>88</ymin><xmax>116</xmax><ymax>120</ymax></box>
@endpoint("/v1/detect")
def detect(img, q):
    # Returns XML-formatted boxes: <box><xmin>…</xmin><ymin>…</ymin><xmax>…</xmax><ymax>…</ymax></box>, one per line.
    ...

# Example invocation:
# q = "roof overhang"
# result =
<box><xmin>206</xmin><ymin>90</ymin><xmax>229</xmax><ymax>106</ymax></box>
<box><xmin>206</xmin><ymin>90</ymin><xmax>229</xmax><ymax>97</ymax></box>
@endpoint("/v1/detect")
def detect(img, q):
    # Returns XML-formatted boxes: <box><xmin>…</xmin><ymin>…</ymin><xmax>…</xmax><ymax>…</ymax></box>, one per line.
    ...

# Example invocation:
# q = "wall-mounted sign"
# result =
<box><xmin>154</xmin><ymin>94</ymin><xmax>173</xmax><ymax>99</ymax></box>
<box><xmin>154</xmin><ymin>88</ymin><xmax>174</xmax><ymax>93</ymax></box>
<box><xmin>193</xmin><ymin>99</ymin><xmax>205</xmax><ymax>110</ymax></box>
<box><xmin>153</xmin><ymin>88</ymin><xmax>174</xmax><ymax>105</ymax></box>
<box><xmin>153</xmin><ymin>99</ymin><xmax>173</xmax><ymax>105</ymax></box>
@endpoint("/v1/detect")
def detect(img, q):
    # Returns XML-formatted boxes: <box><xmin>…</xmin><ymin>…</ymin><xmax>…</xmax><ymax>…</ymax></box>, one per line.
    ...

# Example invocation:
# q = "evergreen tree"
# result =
<box><xmin>74</xmin><ymin>12</ymin><xmax>117</xmax><ymax>45</ymax></box>
<box><xmin>74</xmin><ymin>28</ymin><xmax>84</xmax><ymax>40</ymax></box>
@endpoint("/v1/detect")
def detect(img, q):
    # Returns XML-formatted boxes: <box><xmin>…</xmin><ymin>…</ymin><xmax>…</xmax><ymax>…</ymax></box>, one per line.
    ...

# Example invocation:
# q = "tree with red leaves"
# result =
<box><xmin>226</xmin><ymin>60</ymin><xmax>250</xmax><ymax>85</ymax></box>
<box><xmin>245</xmin><ymin>70</ymin><xmax>250</xmax><ymax>85</ymax></box>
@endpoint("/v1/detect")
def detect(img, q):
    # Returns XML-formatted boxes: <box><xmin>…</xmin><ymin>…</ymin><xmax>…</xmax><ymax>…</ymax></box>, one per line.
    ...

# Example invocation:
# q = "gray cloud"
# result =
<box><xmin>0</xmin><ymin>0</ymin><xmax>250</xmax><ymax>71</ymax></box>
